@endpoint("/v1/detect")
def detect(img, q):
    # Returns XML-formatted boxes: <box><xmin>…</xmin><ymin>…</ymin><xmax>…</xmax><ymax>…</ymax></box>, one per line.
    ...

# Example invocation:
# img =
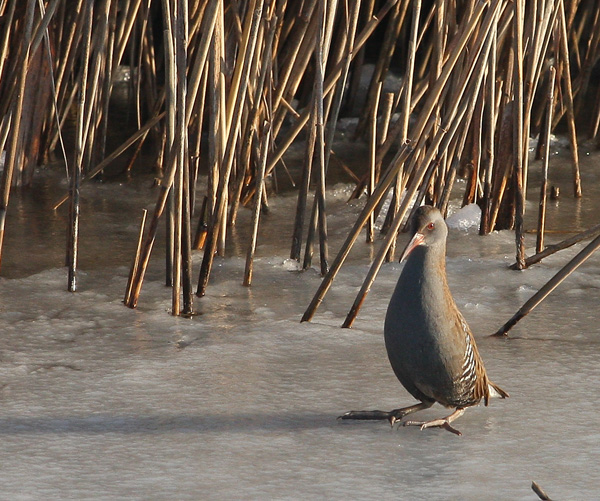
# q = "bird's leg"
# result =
<box><xmin>402</xmin><ymin>407</ymin><xmax>466</xmax><ymax>436</ymax></box>
<box><xmin>338</xmin><ymin>401</ymin><xmax>433</xmax><ymax>426</ymax></box>
<box><xmin>388</xmin><ymin>402</ymin><xmax>433</xmax><ymax>426</ymax></box>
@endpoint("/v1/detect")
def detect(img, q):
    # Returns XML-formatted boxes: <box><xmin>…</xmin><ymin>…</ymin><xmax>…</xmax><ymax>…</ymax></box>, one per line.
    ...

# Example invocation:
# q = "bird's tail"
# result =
<box><xmin>488</xmin><ymin>381</ymin><xmax>509</xmax><ymax>400</ymax></box>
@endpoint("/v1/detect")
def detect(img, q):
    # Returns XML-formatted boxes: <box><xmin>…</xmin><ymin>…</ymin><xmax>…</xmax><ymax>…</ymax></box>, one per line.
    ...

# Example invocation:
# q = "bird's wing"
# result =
<box><xmin>454</xmin><ymin>309</ymin><xmax>491</xmax><ymax>405</ymax></box>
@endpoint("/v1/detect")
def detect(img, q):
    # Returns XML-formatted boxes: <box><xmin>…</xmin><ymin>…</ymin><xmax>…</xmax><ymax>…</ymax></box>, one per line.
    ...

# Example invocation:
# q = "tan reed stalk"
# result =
<box><xmin>294</xmin><ymin>0</ymin><xmax>337</xmax><ymax>268</ymax></box>
<box><xmin>303</xmin><ymin>0</ymin><xmax>362</xmax><ymax>270</ymax></box>
<box><xmin>125</xmin><ymin>209</ymin><xmax>148</xmax><ymax>304</ymax></box>
<box><xmin>292</xmin><ymin>92</ymin><xmax>318</xmax><ymax>263</ymax></box>
<box><xmin>45</xmin><ymin>0</ymin><xmax>85</xmax><ymax>152</ymax></box>
<box><xmin>574</xmin><ymin>4</ymin><xmax>600</xmax><ymax>119</ymax></box>
<box><xmin>355</xmin><ymin>0</ymin><xmax>407</xmax><ymax>138</ymax></box>
<box><xmin>0</xmin><ymin>0</ymin><xmax>17</xmax><ymax>86</ymax></box>
<box><xmin>185</xmin><ymin>1</ymin><xmax>218</xmax><ymax>126</ymax></box>
<box><xmin>366</xmin><ymin>82</ymin><xmax>382</xmax><ymax>243</ymax></box>
<box><xmin>343</xmin><ymin>0</ymin><xmax>374</xmax><ymax>115</ymax></box>
<box><xmin>97</xmin><ymin>0</ymin><xmax>118</xmax><ymax>167</ymax></box>
<box><xmin>270</xmin><ymin>0</ymin><xmax>318</xmax><ymax>135</ymax></box>
<box><xmin>228</xmin><ymin>5</ymin><xmax>276</xmax><ymax>227</ymax></box>
<box><xmin>557</xmin><ymin>0</ymin><xmax>582</xmax><ymax>198</ymax></box>
<box><xmin>385</xmin><ymin>0</ymin><xmax>421</xmax><ymax>262</ymax></box>
<box><xmin>314</xmin><ymin>0</ymin><xmax>331</xmax><ymax>276</ymax></box>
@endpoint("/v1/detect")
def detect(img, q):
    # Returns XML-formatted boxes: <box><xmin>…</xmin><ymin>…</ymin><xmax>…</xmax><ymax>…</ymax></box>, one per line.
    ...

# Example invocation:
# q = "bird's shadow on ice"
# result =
<box><xmin>0</xmin><ymin>412</ymin><xmax>342</xmax><ymax>435</ymax></box>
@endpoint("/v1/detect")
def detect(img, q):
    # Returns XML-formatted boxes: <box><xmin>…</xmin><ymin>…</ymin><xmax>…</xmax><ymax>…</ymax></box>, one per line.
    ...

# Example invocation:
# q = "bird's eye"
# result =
<box><xmin>426</xmin><ymin>222</ymin><xmax>435</xmax><ymax>230</ymax></box>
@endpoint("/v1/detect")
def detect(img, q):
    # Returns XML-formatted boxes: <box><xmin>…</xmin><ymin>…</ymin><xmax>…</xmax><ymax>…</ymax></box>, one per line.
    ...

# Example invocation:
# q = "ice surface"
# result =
<box><xmin>0</xmin><ymin>154</ymin><xmax>599</xmax><ymax>499</ymax></box>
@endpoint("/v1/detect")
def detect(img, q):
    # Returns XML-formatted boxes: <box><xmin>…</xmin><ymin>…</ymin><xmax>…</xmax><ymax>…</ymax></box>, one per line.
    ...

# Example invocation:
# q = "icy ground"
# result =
<box><xmin>0</xmin><ymin>148</ymin><xmax>599</xmax><ymax>500</ymax></box>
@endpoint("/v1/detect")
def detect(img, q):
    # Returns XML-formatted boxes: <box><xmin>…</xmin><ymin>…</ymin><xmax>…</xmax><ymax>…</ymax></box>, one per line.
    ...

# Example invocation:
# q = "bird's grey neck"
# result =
<box><xmin>401</xmin><ymin>244</ymin><xmax>449</xmax><ymax>299</ymax></box>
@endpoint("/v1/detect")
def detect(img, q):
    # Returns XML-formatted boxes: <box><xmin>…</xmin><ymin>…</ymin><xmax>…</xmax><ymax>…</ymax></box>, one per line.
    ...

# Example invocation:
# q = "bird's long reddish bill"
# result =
<box><xmin>400</xmin><ymin>232</ymin><xmax>425</xmax><ymax>262</ymax></box>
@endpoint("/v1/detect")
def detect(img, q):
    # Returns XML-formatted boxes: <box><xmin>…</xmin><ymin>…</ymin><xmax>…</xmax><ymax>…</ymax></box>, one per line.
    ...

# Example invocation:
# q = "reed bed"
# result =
<box><xmin>0</xmin><ymin>0</ymin><xmax>599</xmax><ymax>316</ymax></box>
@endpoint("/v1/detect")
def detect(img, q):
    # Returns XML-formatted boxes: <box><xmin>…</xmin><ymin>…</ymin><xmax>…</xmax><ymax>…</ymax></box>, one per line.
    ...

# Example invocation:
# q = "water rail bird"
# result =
<box><xmin>340</xmin><ymin>205</ymin><xmax>508</xmax><ymax>435</ymax></box>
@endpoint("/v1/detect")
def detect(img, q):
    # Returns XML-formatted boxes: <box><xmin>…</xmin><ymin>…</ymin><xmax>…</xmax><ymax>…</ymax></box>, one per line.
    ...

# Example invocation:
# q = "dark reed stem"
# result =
<box><xmin>536</xmin><ymin>66</ymin><xmax>555</xmax><ymax>254</ymax></box>
<box><xmin>67</xmin><ymin>0</ymin><xmax>94</xmax><ymax>292</ymax></box>
<box><xmin>513</xmin><ymin>0</ymin><xmax>526</xmax><ymax>271</ymax></box>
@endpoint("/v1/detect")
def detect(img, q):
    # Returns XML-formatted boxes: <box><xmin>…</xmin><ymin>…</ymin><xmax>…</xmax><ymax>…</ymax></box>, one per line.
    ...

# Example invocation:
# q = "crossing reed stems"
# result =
<box><xmin>0</xmin><ymin>0</ymin><xmax>599</xmax><ymax>314</ymax></box>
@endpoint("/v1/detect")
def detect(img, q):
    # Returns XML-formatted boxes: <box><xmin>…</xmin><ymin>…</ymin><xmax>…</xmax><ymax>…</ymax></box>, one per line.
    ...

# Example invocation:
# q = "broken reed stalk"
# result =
<box><xmin>536</xmin><ymin>66</ymin><xmax>555</xmax><ymax>254</ymax></box>
<box><xmin>531</xmin><ymin>481</ymin><xmax>554</xmax><ymax>501</ymax></box>
<box><xmin>53</xmin><ymin>111</ymin><xmax>165</xmax><ymax>210</ymax></box>
<box><xmin>125</xmin><ymin>208</ymin><xmax>148</xmax><ymax>304</ymax></box>
<box><xmin>494</xmin><ymin>231</ymin><xmax>600</xmax><ymax>337</ymax></box>
<box><xmin>511</xmin><ymin>222</ymin><xmax>600</xmax><ymax>270</ymax></box>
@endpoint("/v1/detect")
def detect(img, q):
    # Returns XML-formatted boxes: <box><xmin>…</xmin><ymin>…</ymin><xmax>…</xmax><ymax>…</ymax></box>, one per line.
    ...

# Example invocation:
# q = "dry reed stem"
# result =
<box><xmin>557</xmin><ymin>0</ymin><xmax>582</xmax><ymax>198</ymax></box>
<box><xmin>0</xmin><ymin>0</ymin><xmax>598</xmax><ymax>311</ymax></box>
<box><xmin>243</xmin><ymin>122</ymin><xmax>270</xmax><ymax>286</ymax></box>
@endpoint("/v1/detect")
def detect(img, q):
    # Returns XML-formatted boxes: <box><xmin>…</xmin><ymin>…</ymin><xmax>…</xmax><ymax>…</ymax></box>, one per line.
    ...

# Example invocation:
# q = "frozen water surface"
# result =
<box><xmin>0</xmin><ymin>148</ymin><xmax>599</xmax><ymax>500</ymax></box>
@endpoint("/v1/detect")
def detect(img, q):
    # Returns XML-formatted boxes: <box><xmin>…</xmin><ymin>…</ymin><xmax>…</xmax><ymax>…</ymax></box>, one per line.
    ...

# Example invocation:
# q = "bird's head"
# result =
<box><xmin>400</xmin><ymin>205</ymin><xmax>448</xmax><ymax>262</ymax></box>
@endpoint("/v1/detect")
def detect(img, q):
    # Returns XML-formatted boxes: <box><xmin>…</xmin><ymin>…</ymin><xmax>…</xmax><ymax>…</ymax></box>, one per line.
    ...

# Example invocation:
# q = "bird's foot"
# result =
<box><xmin>401</xmin><ymin>408</ymin><xmax>466</xmax><ymax>436</ymax></box>
<box><xmin>402</xmin><ymin>419</ymin><xmax>462</xmax><ymax>436</ymax></box>
<box><xmin>338</xmin><ymin>410</ymin><xmax>395</xmax><ymax>421</ymax></box>
<box><xmin>338</xmin><ymin>402</ymin><xmax>433</xmax><ymax>425</ymax></box>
